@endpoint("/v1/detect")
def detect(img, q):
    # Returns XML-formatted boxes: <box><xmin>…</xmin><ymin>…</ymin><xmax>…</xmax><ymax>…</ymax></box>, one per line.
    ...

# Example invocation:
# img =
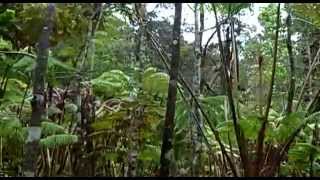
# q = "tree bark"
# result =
<box><xmin>23</xmin><ymin>3</ymin><xmax>55</xmax><ymax>177</ymax></box>
<box><xmin>191</xmin><ymin>3</ymin><xmax>202</xmax><ymax>176</ymax></box>
<box><xmin>134</xmin><ymin>3</ymin><xmax>147</xmax><ymax>77</ymax></box>
<box><xmin>159</xmin><ymin>3</ymin><xmax>182</xmax><ymax>177</ymax></box>
<box><xmin>285</xmin><ymin>4</ymin><xmax>295</xmax><ymax>114</ymax></box>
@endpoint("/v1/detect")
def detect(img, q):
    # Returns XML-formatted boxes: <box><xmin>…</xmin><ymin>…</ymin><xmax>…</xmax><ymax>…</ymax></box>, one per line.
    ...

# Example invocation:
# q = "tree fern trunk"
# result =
<box><xmin>23</xmin><ymin>3</ymin><xmax>55</xmax><ymax>177</ymax></box>
<box><xmin>127</xmin><ymin>106</ymin><xmax>144</xmax><ymax>177</ymax></box>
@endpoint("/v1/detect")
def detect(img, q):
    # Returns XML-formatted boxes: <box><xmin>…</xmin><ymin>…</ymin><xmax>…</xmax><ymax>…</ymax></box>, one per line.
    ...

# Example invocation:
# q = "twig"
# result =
<box><xmin>0</xmin><ymin>51</ymin><xmax>36</xmax><ymax>59</ymax></box>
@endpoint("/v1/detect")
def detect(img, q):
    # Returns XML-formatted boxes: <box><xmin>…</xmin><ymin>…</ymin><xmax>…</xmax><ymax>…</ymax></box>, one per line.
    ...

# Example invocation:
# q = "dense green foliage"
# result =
<box><xmin>0</xmin><ymin>3</ymin><xmax>319</xmax><ymax>177</ymax></box>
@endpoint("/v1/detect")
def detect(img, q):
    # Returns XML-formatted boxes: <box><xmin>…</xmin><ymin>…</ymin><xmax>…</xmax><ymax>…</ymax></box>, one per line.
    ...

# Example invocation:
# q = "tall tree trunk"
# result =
<box><xmin>191</xmin><ymin>3</ymin><xmax>202</xmax><ymax>176</ymax></box>
<box><xmin>285</xmin><ymin>3</ymin><xmax>295</xmax><ymax>114</ymax></box>
<box><xmin>134</xmin><ymin>3</ymin><xmax>147</xmax><ymax>77</ymax></box>
<box><xmin>23</xmin><ymin>3</ymin><xmax>55</xmax><ymax>177</ymax></box>
<box><xmin>159</xmin><ymin>3</ymin><xmax>182</xmax><ymax>177</ymax></box>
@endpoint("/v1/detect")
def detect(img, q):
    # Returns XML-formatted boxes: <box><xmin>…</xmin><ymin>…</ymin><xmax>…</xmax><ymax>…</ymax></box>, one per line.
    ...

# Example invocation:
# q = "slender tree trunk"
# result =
<box><xmin>159</xmin><ymin>3</ymin><xmax>182</xmax><ymax>176</ymax></box>
<box><xmin>23</xmin><ymin>3</ymin><xmax>55</xmax><ymax>177</ymax></box>
<box><xmin>230</xmin><ymin>19</ymin><xmax>240</xmax><ymax>91</ymax></box>
<box><xmin>191</xmin><ymin>3</ymin><xmax>202</xmax><ymax>176</ymax></box>
<box><xmin>257</xmin><ymin>55</ymin><xmax>264</xmax><ymax>117</ymax></box>
<box><xmin>134</xmin><ymin>3</ymin><xmax>147</xmax><ymax>77</ymax></box>
<box><xmin>285</xmin><ymin>3</ymin><xmax>295</xmax><ymax>114</ymax></box>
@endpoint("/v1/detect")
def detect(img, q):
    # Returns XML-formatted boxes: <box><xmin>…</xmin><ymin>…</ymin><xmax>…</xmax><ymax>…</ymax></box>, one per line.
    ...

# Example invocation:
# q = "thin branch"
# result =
<box><xmin>202</xmin><ymin>29</ymin><xmax>217</xmax><ymax>58</ymax></box>
<box><xmin>0</xmin><ymin>51</ymin><xmax>36</xmax><ymax>59</ymax></box>
<box><xmin>177</xmin><ymin>86</ymin><xmax>212</xmax><ymax>152</ymax></box>
<box><xmin>18</xmin><ymin>79</ymin><xmax>31</xmax><ymax>119</ymax></box>
<box><xmin>292</xmin><ymin>17</ymin><xmax>320</xmax><ymax>30</ymax></box>
<box><xmin>307</xmin><ymin>89</ymin><xmax>320</xmax><ymax>114</ymax></box>
<box><xmin>295</xmin><ymin>46</ymin><xmax>320</xmax><ymax>111</ymax></box>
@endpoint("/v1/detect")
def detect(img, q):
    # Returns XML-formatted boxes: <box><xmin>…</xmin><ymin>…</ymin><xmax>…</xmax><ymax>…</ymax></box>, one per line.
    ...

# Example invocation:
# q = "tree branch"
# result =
<box><xmin>295</xmin><ymin>46</ymin><xmax>320</xmax><ymax>111</ymax></box>
<box><xmin>0</xmin><ymin>50</ymin><xmax>36</xmax><ymax>59</ymax></box>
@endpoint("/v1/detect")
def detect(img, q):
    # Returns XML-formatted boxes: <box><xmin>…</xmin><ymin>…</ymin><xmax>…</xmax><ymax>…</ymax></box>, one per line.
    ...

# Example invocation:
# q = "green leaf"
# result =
<box><xmin>40</xmin><ymin>134</ymin><xmax>78</xmax><ymax>149</ymax></box>
<box><xmin>104</xmin><ymin>152</ymin><xmax>118</xmax><ymax>161</ymax></box>
<box><xmin>12</xmin><ymin>56</ymin><xmax>34</xmax><ymax>72</ymax></box>
<box><xmin>274</xmin><ymin>112</ymin><xmax>305</xmax><ymax>143</ymax></box>
<box><xmin>0</xmin><ymin>37</ymin><xmax>12</xmax><ymax>50</ymax></box>
<box><xmin>143</xmin><ymin>67</ymin><xmax>157</xmax><ymax>78</ymax></box>
<box><xmin>0</xmin><ymin>9</ymin><xmax>15</xmax><ymax>26</ymax></box>
<box><xmin>91</xmin><ymin>70</ymin><xmax>130</xmax><ymax>99</ymax></box>
<box><xmin>91</xmin><ymin>111</ymin><xmax>127</xmax><ymax>131</ymax></box>
<box><xmin>41</xmin><ymin>121</ymin><xmax>66</xmax><ymax>136</ymax></box>
<box><xmin>64</xmin><ymin>103</ymin><xmax>78</xmax><ymax>113</ymax></box>
<box><xmin>142</xmin><ymin>72</ymin><xmax>169</xmax><ymax>97</ymax></box>
<box><xmin>47</xmin><ymin>105</ymin><xmax>62</xmax><ymax>117</ymax></box>
<box><xmin>138</xmin><ymin>144</ymin><xmax>161</xmax><ymax>162</ymax></box>
<box><xmin>239</xmin><ymin>116</ymin><xmax>261</xmax><ymax>140</ymax></box>
<box><xmin>48</xmin><ymin>56</ymin><xmax>75</xmax><ymax>71</ymax></box>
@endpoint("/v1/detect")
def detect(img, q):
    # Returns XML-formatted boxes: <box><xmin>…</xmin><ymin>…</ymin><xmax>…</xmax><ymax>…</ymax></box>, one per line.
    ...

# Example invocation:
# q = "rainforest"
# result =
<box><xmin>0</xmin><ymin>3</ymin><xmax>319</xmax><ymax>177</ymax></box>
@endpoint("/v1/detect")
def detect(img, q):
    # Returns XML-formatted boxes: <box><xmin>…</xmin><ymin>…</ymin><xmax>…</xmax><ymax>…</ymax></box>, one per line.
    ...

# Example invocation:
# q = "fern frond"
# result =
<box><xmin>41</xmin><ymin>121</ymin><xmax>66</xmax><ymax>136</ymax></box>
<box><xmin>40</xmin><ymin>134</ymin><xmax>78</xmax><ymax>149</ymax></box>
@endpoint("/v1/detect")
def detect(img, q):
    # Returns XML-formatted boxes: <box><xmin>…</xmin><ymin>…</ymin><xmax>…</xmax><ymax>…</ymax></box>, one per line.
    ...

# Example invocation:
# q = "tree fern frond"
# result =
<box><xmin>41</xmin><ymin>121</ymin><xmax>66</xmax><ymax>136</ymax></box>
<box><xmin>40</xmin><ymin>134</ymin><xmax>78</xmax><ymax>149</ymax></box>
